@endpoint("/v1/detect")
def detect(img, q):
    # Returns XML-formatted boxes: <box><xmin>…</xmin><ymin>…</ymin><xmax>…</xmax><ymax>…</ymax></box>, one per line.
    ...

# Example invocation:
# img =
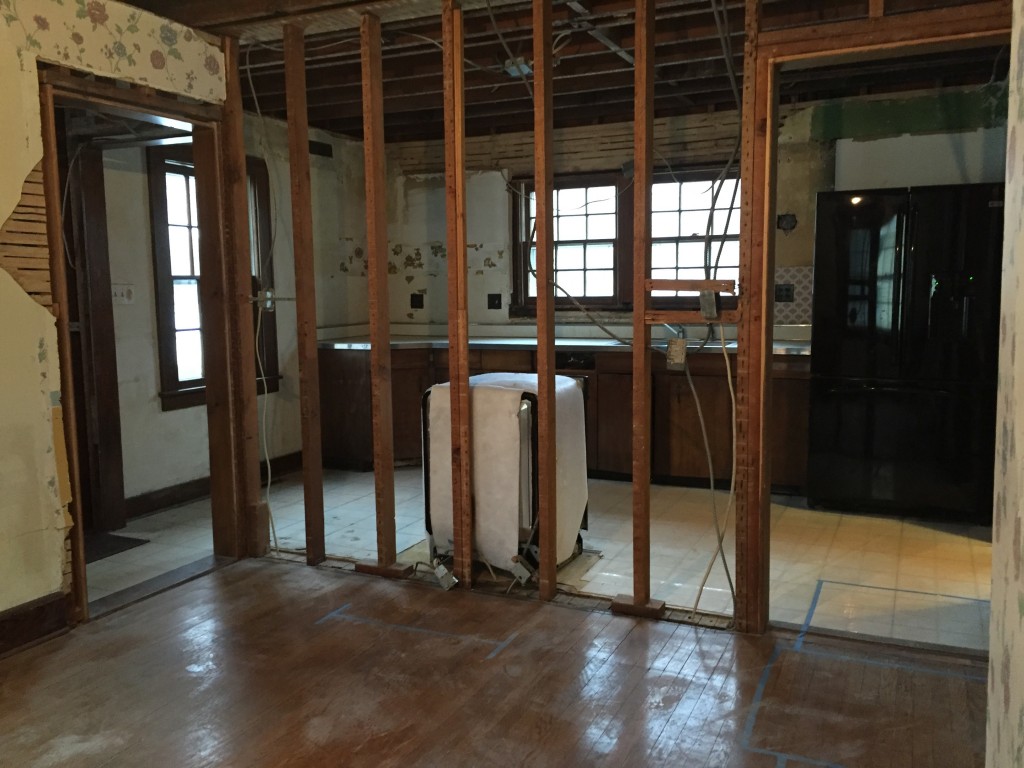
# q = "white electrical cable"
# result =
<box><xmin>688</xmin><ymin>323</ymin><xmax>738</xmax><ymax>616</ymax></box>
<box><xmin>245</xmin><ymin>44</ymin><xmax>291</xmax><ymax>554</ymax></box>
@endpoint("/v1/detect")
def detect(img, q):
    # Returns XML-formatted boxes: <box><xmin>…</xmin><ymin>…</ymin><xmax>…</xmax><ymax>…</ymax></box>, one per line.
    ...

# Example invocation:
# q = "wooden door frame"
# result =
<box><xmin>38</xmin><ymin>59</ymin><xmax>263</xmax><ymax>622</ymax></box>
<box><xmin>735</xmin><ymin>0</ymin><xmax>1011</xmax><ymax>633</ymax></box>
<box><xmin>61</xmin><ymin>140</ymin><xmax>127</xmax><ymax>533</ymax></box>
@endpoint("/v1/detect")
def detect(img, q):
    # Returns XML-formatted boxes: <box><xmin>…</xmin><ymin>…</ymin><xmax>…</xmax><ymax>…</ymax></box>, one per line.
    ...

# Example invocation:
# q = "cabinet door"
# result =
<box><xmin>770</xmin><ymin>376</ymin><xmax>808</xmax><ymax>490</ymax></box>
<box><xmin>390</xmin><ymin>349</ymin><xmax>432</xmax><ymax>463</ymax></box>
<box><xmin>318</xmin><ymin>349</ymin><xmax>373</xmax><ymax>470</ymax></box>
<box><xmin>652</xmin><ymin>371</ymin><xmax>732</xmax><ymax>482</ymax></box>
<box><xmin>595</xmin><ymin>372</ymin><xmax>634</xmax><ymax>475</ymax></box>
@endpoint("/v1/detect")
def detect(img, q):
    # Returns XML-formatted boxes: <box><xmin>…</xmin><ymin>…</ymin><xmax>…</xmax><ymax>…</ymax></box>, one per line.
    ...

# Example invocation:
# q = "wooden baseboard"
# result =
<box><xmin>125</xmin><ymin>451</ymin><xmax>303</xmax><ymax>519</ymax></box>
<box><xmin>0</xmin><ymin>592</ymin><xmax>70</xmax><ymax>658</ymax></box>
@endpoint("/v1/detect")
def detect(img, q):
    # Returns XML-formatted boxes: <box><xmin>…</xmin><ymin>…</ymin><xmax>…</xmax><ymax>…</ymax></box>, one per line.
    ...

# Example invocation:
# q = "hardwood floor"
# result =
<box><xmin>0</xmin><ymin>559</ymin><xmax>986</xmax><ymax>767</ymax></box>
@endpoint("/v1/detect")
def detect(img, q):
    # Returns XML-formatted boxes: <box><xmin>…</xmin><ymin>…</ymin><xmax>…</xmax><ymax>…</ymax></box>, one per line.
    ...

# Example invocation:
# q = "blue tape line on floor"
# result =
<box><xmin>795</xmin><ymin>579</ymin><xmax>824</xmax><ymax>651</ymax></box>
<box><xmin>740</xmin><ymin>644</ymin><xmax>846</xmax><ymax>768</ymax></box>
<box><xmin>792</xmin><ymin>645</ymin><xmax>986</xmax><ymax>682</ymax></box>
<box><xmin>316</xmin><ymin>603</ymin><xmax>519</xmax><ymax>659</ymax></box>
<box><xmin>820</xmin><ymin>579</ymin><xmax>990</xmax><ymax>604</ymax></box>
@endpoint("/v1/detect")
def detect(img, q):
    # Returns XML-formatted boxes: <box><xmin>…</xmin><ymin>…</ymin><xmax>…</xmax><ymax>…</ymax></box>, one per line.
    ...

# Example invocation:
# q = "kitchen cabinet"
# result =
<box><xmin>318</xmin><ymin>342</ymin><xmax>809</xmax><ymax>491</ymax></box>
<box><xmin>319</xmin><ymin>347</ymin><xmax>432</xmax><ymax>470</ymax></box>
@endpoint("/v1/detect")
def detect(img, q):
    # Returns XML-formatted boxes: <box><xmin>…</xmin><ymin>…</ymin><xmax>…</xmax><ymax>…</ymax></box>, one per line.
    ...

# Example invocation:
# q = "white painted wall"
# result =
<box><xmin>105</xmin><ymin>148</ymin><xmax>212</xmax><ymax>498</ymax></box>
<box><xmin>835</xmin><ymin>126</ymin><xmax>1007</xmax><ymax>190</ymax></box>
<box><xmin>244</xmin><ymin>116</ymin><xmax>370</xmax><ymax>340</ymax></box>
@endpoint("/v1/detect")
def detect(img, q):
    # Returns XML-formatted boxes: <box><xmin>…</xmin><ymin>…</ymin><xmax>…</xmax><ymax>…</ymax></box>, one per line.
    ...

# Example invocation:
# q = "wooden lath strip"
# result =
<box><xmin>0</xmin><ymin>162</ymin><xmax>52</xmax><ymax>309</ymax></box>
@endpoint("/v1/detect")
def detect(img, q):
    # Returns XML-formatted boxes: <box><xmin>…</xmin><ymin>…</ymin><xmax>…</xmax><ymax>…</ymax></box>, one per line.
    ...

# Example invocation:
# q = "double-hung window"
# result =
<box><xmin>512</xmin><ymin>172</ymin><xmax>740</xmax><ymax>312</ymax></box>
<box><xmin>148</xmin><ymin>145</ymin><xmax>278</xmax><ymax>410</ymax></box>
<box><xmin>650</xmin><ymin>176</ymin><xmax>741</xmax><ymax>298</ymax></box>
<box><xmin>511</xmin><ymin>174</ymin><xmax>632</xmax><ymax>311</ymax></box>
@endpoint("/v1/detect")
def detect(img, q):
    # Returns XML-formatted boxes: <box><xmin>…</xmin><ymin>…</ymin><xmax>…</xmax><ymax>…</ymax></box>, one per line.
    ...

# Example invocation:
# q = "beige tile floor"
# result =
<box><xmin>87</xmin><ymin>467</ymin><xmax>992</xmax><ymax>652</ymax></box>
<box><xmin>85</xmin><ymin>498</ymin><xmax>214</xmax><ymax>602</ymax></box>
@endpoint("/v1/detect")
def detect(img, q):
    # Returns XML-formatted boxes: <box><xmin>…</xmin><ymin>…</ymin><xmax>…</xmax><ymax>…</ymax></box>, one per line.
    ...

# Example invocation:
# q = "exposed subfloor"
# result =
<box><xmin>4</xmin><ymin>558</ymin><xmax>987</xmax><ymax>768</ymax></box>
<box><xmin>89</xmin><ymin>467</ymin><xmax>991</xmax><ymax>652</ymax></box>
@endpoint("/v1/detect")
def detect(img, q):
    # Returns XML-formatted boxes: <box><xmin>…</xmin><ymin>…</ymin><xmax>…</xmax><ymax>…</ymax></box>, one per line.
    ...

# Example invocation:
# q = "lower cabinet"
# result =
<box><xmin>319</xmin><ymin>344</ymin><xmax>809</xmax><ymax>491</ymax></box>
<box><xmin>319</xmin><ymin>348</ymin><xmax>432</xmax><ymax>470</ymax></box>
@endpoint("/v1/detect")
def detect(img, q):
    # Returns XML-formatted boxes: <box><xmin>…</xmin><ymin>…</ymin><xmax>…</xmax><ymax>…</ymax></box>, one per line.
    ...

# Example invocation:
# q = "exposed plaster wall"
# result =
<box><xmin>835</xmin><ymin>127</ymin><xmax>1007</xmax><ymax>190</ymax></box>
<box><xmin>384</xmin><ymin>170</ymin><xmax>511</xmax><ymax>329</ymax></box>
<box><xmin>986</xmin><ymin>8</ymin><xmax>1024</xmax><ymax>764</ymax></box>
<box><xmin>0</xmin><ymin>0</ymin><xmax>223</xmax><ymax>612</ymax></box>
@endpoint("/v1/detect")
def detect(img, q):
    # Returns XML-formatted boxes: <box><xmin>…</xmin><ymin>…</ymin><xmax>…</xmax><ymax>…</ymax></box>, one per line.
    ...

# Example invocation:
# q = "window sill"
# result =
<box><xmin>159</xmin><ymin>375</ymin><xmax>282</xmax><ymax>412</ymax></box>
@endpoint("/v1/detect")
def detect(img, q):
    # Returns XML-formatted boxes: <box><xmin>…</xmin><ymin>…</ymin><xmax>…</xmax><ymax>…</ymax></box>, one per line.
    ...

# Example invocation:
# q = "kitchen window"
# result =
<box><xmin>148</xmin><ymin>146</ymin><xmax>279</xmax><ymax>411</ymax></box>
<box><xmin>510</xmin><ymin>174</ymin><xmax>633</xmax><ymax>312</ymax></box>
<box><xmin>649</xmin><ymin>177</ymin><xmax>741</xmax><ymax>297</ymax></box>
<box><xmin>511</xmin><ymin>172</ymin><xmax>740</xmax><ymax>313</ymax></box>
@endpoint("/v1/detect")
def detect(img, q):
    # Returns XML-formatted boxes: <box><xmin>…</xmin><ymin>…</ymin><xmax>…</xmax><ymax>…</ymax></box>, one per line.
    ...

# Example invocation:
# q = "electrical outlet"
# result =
<box><xmin>487</xmin><ymin>293</ymin><xmax>502</xmax><ymax>310</ymax></box>
<box><xmin>410</xmin><ymin>293</ymin><xmax>424</xmax><ymax>309</ymax></box>
<box><xmin>775</xmin><ymin>283</ymin><xmax>795</xmax><ymax>303</ymax></box>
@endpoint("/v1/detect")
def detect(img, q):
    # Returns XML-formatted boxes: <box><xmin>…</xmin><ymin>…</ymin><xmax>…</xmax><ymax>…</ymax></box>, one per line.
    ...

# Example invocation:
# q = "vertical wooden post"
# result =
<box><xmin>283</xmin><ymin>25</ymin><xmax>326</xmax><ymax>566</ymax></box>
<box><xmin>38</xmin><ymin>84</ymin><xmax>88</xmax><ymax>623</ymax></box>
<box><xmin>612</xmin><ymin>0</ymin><xmax>663</xmax><ymax>619</ymax></box>
<box><xmin>220</xmin><ymin>37</ymin><xmax>266</xmax><ymax>559</ymax></box>
<box><xmin>533</xmin><ymin>0</ymin><xmax>557</xmax><ymax>600</ymax></box>
<box><xmin>442</xmin><ymin>0</ymin><xmax>473</xmax><ymax>588</ymax></box>
<box><xmin>357</xmin><ymin>13</ymin><xmax>407</xmax><ymax>575</ymax></box>
<box><xmin>735</xmin><ymin>1</ymin><xmax>772</xmax><ymax>634</ymax></box>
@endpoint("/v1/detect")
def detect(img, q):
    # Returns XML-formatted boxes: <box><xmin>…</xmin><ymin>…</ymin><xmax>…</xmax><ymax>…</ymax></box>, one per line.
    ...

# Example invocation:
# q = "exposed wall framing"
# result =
<box><xmin>284</xmin><ymin>25</ymin><xmax>327</xmax><ymax>566</ymax></box>
<box><xmin>442</xmin><ymin>0</ymin><xmax>473</xmax><ymax>587</ymax></box>
<box><xmin>532</xmin><ymin>0</ymin><xmax>557</xmax><ymax>601</ymax></box>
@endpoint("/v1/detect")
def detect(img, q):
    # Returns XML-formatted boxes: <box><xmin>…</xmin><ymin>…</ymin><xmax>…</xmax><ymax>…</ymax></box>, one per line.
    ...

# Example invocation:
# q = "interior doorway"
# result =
<box><xmin>54</xmin><ymin>97</ymin><xmax>227</xmax><ymax>613</ymax></box>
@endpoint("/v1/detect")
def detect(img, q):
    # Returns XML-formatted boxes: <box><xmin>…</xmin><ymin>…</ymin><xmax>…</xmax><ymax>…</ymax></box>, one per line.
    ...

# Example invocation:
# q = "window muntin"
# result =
<box><xmin>162</xmin><ymin>165</ymin><xmax>204</xmax><ymax>384</ymax></box>
<box><xmin>649</xmin><ymin>178</ymin><xmax>741</xmax><ymax>297</ymax></box>
<box><xmin>526</xmin><ymin>184</ymin><xmax>619</xmax><ymax>299</ymax></box>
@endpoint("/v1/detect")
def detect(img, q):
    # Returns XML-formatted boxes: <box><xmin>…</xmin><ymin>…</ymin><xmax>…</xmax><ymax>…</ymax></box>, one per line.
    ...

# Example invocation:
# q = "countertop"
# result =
<box><xmin>318</xmin><ymin>335</ymin><xmax>811</xmax><ymax>356</ymax></box>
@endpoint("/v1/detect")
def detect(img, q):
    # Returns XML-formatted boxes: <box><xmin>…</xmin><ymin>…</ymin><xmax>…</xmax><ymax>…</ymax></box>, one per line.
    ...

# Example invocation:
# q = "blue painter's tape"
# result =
<box><xmin>792</xmin><ymin>645</ymin><xmax>986</xmax><ymax>683</ymax></box>
<box><xmin>819</xmin><ymin>579</ymin><xmax>990</xmax><ymax>605</ymax></box>
<box><xmin>795</xmin><ymin>580</ymin><xmax>824</xmax><ymax>651</ymax></box>
<box><xmin>317</xmin><ymin>604</ymin><xmax>516</xmax><ymax>660</ymax></box>
<box><xmin>314</xmin><ymin>602</ymin><xmax>351</xmax><ymax>625</ymax></box>
<box><xmin>485</xmin><ymin>630</ymin><xmax>519</xmax><ymax>660</ymax></box>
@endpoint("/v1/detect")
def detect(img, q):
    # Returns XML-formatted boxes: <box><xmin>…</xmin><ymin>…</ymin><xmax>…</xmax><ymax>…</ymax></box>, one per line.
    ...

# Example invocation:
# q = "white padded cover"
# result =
<box><xmin>427</xmin><ymin>373</ymin><xmax>589</xmax><ymax>567</ymax></box>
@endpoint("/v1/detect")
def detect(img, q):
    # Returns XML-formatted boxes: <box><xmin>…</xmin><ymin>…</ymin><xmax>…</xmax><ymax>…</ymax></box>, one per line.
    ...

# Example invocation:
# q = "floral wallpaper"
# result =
<box><xmin>0</xmin><ymin>0</ymin><xmax>225</xmax><ymax>102</ymax></box>
<box><xmin>986</xmin><ymin>2</ymin><xmax>1024</xmax><ymax>765</ymax></box>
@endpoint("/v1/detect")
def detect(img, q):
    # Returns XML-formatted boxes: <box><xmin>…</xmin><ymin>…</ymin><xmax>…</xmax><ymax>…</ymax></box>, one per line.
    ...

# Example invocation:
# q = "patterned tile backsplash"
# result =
<box><xmin>773</xmin><ymin>265</ymin><xmax>813</xmax><ymax>325</ymax></box>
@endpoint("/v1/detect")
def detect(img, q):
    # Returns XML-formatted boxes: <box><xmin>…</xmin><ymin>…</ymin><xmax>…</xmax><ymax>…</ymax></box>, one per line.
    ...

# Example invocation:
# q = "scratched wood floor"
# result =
<box><xmin>0</xmin><ymin>559</ymin><xmax>987</xmax><ymax>768</ymax></box>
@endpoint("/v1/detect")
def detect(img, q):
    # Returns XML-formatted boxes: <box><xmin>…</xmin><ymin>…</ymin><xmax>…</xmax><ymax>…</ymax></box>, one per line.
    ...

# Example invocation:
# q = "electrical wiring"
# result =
<box><xmin>484</xmin><ymin>0</ymin><xmax>533</xmax><ymax>99</ymax></box>
<box><xmin>688</xmin><ymin>323</ymin><xmax>738</xmax><ymax>617</ymax></box>
<box><xmin>393</xmin><ymin>30</ymin><xmax>506</xmax><ymax>76</ymax></box>
<box><xmin>59</xmin><ymin>142</ymin><xmax>87</xmax><ymax>270</ymax></box>
<box><xmin>245</xmin><ymin>43</ymin><xmax>291</xmax><ymax>555</ymax></box>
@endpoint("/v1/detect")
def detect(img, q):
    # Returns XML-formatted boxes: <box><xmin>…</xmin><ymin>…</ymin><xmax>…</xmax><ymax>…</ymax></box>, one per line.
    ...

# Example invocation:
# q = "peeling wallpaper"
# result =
<box><xmin>986</xmin><ymin>3</ymin><xmax>1024</xmax><ymax>764</ymax></box>
<box><xmin>0</xmin><ymin>0</ymin><xmax>225</xmax><ymax>226</ymax></box>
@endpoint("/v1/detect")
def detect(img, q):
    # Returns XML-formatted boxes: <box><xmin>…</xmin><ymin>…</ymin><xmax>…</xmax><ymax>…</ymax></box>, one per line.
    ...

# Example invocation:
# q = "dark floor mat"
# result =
<box><xmin>84</xmin><ymin>532</ymin><xmax>149</xmax><ymax>564</ymax></box>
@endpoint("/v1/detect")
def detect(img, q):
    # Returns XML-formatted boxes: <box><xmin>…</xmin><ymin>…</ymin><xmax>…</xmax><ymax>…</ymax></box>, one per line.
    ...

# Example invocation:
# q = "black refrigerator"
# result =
<box><xmin>807</xmin><ymin>183</ymin><xmax>1003</xmax><ymax>523</ymax></box>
